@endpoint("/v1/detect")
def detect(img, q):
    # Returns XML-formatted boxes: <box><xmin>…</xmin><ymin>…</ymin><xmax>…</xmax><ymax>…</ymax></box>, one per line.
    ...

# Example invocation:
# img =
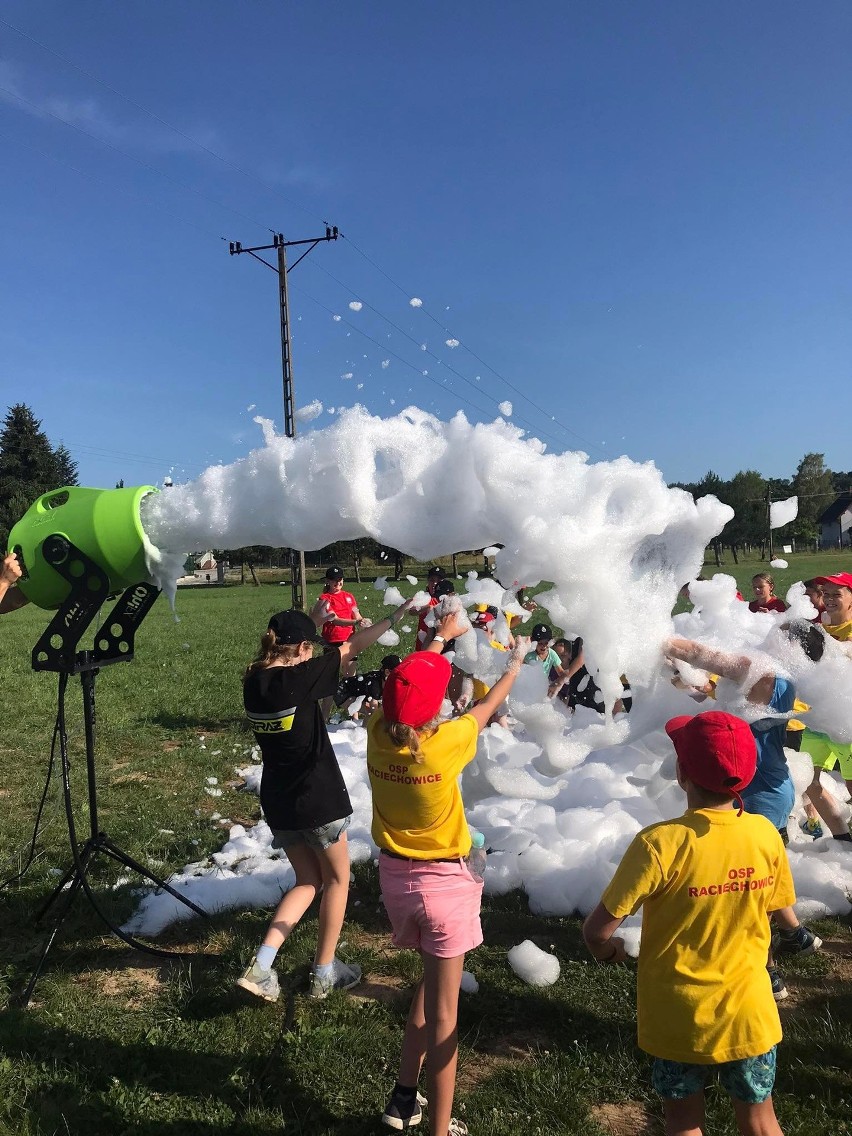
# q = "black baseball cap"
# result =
<box><xmin>530</xmin><ymin>623</ymin><xmax>552</xmax><ymax>642</ymax></box>
<box><xmin>268</xmin><ymin>610</ymin><xmax>319</xmax><ymax>644</ymax></box>
<box><xmin>325</xmin><ymin>566</ymin><xmax>344</xmax><ymax>580</ymax></box>
<box><xmin>381</xmin><ymin>654</ymin><xmax>402</xmax><ymax>670</ymax></box>
<box><xmin>426</xmin><ymin>565</ymin><xmax>447</xmax><ymax>579</ymax></box>
<box><xmin>434</xmin><ymin>579</ymin><xmax>455</xmax><ymax>598</ymax></box>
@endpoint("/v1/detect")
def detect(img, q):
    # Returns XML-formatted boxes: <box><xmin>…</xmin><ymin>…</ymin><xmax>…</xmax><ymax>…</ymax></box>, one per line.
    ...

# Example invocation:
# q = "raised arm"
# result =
<box><xmin>337</xmin><ymin>600</ymin><xmax>414</xmax><ymax>667</ymax></box>
<box><xmin>664</xmin><ymin>636</ymin><xmax>775</xmax><ymax>707</ymax></box>
<box><xmin>466</xmin><ymin>637</ymin><xmax>527</xmax><ymax>731</ymax></box>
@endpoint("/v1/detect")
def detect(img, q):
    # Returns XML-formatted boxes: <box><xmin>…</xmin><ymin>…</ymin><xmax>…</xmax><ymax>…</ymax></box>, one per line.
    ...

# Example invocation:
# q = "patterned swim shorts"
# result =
<box><xmin>652</xmin><ymin>1047</ymin><xmax>776</xmax><ymax>1104</ymax></box>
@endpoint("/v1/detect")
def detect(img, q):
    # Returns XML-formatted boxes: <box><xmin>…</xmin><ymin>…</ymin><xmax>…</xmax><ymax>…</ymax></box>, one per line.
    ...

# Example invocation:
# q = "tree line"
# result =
<box><xmin>672</xmin><ymin>453</ymin><xmax>844</xmax><ymax>559</ymax></box>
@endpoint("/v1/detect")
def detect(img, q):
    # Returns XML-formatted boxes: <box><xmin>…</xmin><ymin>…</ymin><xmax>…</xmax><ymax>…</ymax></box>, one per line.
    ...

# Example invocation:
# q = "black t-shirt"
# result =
<box><xmin>243</xmin><ymin>649</ymin><xmax>352</xmax><ymax>830</ymax></box>
<box><xmin>333</xmin><ymin>668</ymin><xmax>385</xmax><ymax>707</ymax></box>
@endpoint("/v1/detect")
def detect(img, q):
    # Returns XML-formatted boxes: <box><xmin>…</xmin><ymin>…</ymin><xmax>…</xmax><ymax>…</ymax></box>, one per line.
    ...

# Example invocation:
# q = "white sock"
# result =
<box><xmin>255</xmin><ymin>944</ymin><xmax>278</xmax><ymax>971</ymax></box>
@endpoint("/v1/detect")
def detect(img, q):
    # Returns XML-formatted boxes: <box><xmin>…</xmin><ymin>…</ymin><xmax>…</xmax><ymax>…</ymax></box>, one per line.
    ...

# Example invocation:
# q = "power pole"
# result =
<box><xmin>229</xmin><ymin>226</ymin><xmax>339</xmax><ymax>609</ymax></box>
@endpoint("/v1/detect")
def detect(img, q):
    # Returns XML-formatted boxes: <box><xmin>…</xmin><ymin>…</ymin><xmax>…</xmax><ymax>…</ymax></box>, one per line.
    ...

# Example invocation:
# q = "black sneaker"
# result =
<box><xmin>381</xmin><ymin>1089</ymin><xmax>427</xmax><ymax>1130</ymax></box>
<box><xmin>777</xmin><ymin>926</ymin><xmax>822</xmax><ymax>956</ymax></box>
<box><xmin>768</xmin><ymin>966</ymin><xmax>788</xmax><ymax>1001</ymax></box>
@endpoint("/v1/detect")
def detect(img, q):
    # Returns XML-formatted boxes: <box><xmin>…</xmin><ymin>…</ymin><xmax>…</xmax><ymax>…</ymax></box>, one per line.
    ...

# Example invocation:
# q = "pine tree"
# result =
<box><xmin>0</xmin><ymin>404</ymin><xmax>79</xmax><ymax>546</ymax></box>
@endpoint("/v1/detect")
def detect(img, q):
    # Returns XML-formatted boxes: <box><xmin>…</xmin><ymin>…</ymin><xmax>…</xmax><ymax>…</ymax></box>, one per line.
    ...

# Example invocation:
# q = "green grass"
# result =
<box><xmin>0</xmin><ymin>572</ymin><xmax>850</xmax><ymax>1135</ymax></box>
<box><xmin>699</xmin><ymin>549</ymin><xmax>852</xmax><ymax>605</ymax></box>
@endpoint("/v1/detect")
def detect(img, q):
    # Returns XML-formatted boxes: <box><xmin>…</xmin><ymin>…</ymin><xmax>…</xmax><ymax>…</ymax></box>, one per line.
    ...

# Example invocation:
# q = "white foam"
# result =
<box><xmin>770</xmin><ymin>496</ymin><xmax>798</xmax><ymax>528</ymax></box>
<box><xmin>507</xmin><ymin>940</ymin><xmax>560</xmax><ymax>986</ymax></box>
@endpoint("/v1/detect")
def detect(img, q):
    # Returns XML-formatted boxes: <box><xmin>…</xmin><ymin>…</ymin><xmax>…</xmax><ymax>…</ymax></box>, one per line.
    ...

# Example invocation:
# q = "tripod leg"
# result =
<box><xmin>15</xmin><ymin>872</ymin><xmax>85</xmax><ymax>1008</ymax></box>
<box><xmin>34</xmin><ymin>841</ymin><xmax>95</xmax><ymax>924</ymax></box>
<box><xmin>98</xmin><ymin>837</ymin><xmax>209</xmax><ymax>919</ymax></box>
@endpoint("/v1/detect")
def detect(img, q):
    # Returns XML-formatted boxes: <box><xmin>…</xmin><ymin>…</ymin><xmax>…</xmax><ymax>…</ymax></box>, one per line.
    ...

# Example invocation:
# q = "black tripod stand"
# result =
<box><xmin>18</xmin><ymin>536</ymin><xmax>207</xmax><ymax>1007</ymax></box>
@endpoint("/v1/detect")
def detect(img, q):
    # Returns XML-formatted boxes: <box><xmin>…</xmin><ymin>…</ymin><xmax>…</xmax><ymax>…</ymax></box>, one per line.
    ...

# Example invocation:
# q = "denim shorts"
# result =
<box><xmin>652</xmin><ymin>1047</ymin><xmax>777</xmax><ymax>1104</ymax></box>
<box><xmin>270</xmin><ymin>815</ymin><xmax>351</xmax><ymax>850</ymax></box>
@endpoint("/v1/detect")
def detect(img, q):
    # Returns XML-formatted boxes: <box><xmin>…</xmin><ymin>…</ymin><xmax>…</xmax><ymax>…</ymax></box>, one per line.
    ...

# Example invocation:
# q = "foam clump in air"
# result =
<box><xmin>498</xmin><ymin>401</ymin><xmax>512</xmax><ymax>417</ymax></box>
<box><xmin>770</xmin><ymin>496</ymin><xmax>798</xmax><ymax>528</ymax></box>
<box><xmin>507</xmin><ymin>940</ymin><xmax>560</xmax><ymax>986</ymax></box>
<box><xmin>770</xmin><ymin>558</ymin><xmax>788</xmax><ymax>569</ymax></box>
<box><xmin>139</xmin><ymin>405</ymin><xmax>730</xmax><ymax>701</ymax></box>
<box><xmin>294</xmin><ymin>400</ymin><xmax>323</xmax><ymax>423</ymax></box>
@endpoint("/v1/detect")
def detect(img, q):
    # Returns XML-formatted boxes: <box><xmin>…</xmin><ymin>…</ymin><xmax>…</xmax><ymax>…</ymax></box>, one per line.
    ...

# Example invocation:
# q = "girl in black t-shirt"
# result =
<box><xmin>237</xmin><ymin>600</ymin><xmax>411</xmax><ymax>1004</ymax></box>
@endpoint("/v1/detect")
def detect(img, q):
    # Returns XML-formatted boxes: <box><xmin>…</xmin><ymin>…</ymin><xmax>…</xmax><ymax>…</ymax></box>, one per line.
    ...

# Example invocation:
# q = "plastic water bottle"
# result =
<box><xmin>467</xmin><ymin>829</ymin><xmax>487</xmax><ymax>880</ymax></box>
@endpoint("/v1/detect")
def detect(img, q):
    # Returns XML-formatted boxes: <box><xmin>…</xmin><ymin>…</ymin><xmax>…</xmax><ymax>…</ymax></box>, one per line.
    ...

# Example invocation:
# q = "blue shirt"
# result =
<box><xmin>741</xmin><ymin>676</ymin><xmax>795</xmax><ymax>832</ymax></box>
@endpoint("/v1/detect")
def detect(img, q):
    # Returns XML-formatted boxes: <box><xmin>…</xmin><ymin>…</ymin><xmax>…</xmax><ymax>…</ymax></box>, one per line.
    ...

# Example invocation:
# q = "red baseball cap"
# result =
<box><xmin>813</xmin><ymin>573</ymin><xmax>852</xmax><ymax>590</ymax></box>
<box><xmin>665</xmin><ymin>711</ymin><xmax>757</xmax><ymax>813</ymax></box>
<box><xmin>382</xmin><ymin>652</ymin><xmax>451</xmax><ymax>728</ymax></box>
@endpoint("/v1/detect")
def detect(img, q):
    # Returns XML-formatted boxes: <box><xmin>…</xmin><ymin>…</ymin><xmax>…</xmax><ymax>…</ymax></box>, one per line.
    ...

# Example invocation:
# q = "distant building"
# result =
<box><xmin>819</xmin><ymin>495</ymin><xmax>852</xmax><ymax>549</ymax></box>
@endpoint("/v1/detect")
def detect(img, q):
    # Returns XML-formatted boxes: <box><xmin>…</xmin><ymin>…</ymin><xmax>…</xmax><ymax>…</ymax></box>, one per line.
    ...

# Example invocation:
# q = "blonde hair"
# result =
<box><xmin>244</xmin><ymin>630</ymin><xmax>304</xmax><ymax>678</ymax></box>
<box><xmin>383</xmin><ymin>717</ymin><xmax>440</xmax><ymax>764</ymax></box>
<box><xmin>752</xmin><ymin>572</ymin><xmax>775</xmax><ymax>594</ymax></box>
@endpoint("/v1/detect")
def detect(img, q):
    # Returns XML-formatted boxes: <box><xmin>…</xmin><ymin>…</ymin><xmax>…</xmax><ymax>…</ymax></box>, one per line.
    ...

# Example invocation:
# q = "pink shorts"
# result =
<box><xmin>379</xmin><ymin>853</ymin><xmax>484</xmax><ymax>958</ymax></box>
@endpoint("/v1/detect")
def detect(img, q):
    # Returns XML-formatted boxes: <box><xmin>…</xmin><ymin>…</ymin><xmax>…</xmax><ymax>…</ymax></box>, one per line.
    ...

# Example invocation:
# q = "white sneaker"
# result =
<box><xmin>308</xmin><ymin>958</ymin><xmax>362</xmax><ymax>999</ymax></box>
<box><xmin>236</xmin><ymin>957</ymin><xmax>280</xmax><ymax>1002</ymax></box>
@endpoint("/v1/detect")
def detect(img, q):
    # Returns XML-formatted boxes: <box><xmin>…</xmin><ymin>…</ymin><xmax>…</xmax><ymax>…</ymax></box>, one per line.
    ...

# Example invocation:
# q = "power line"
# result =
<box><xmin>0</xmin><ymin>82</ymin><xmax>272</xmax><ymax>234</ymax></box>
<box><xmin>0</xmin><ymin>14</ymin><xmax>326</xmax><ymax>227</ymax></box>
<box><xmin>289</xmin><ymin>282</ymin><xmax>515</xmax><ymax>425</ymax></box>
<box><xmin>342</xmin><ymin>235</ymin><xmax>607</xmax><ymax>455</ymax></box>
<box><xmin>305</xmin><ymin>257</ymin><xmax>580</xmax><ymax>450</ymax></box>
<box><xmin>2</xmin><ymin>15</ymin><xmax>609</xmax><ymax>454</ymax></box>
<box><xmin>0</xmin><ymin>127</ymin><xmax>224</xmax><ymax>241</ymax></box>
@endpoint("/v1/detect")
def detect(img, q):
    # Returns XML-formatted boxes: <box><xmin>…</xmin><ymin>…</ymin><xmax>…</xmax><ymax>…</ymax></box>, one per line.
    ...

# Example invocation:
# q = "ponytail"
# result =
<box><xmin>244</xmin><ymin>631</ymin><xmax>303</xmax><ymax>678</ymax></box>
<box><xmin>383</xmin><ymin>717</ymin><xmax>440</xmax><ymax>764</ymax></box>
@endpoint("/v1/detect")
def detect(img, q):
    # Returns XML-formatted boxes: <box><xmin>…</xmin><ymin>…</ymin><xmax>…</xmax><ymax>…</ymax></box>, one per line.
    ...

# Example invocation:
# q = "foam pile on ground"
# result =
<box><xmin>140</xmin><ymin>405</ymin><xmax>731</xmax><ymax>699</ymax></box>
<box><xmin>125</xmin><ymin>695</ymin><xmax>852</xmax><ymax>941</ymax></box>
<box><xmin>507</xmin><ymin>940</ymin><xmax>560</xmax><ymax>986</ymax></box>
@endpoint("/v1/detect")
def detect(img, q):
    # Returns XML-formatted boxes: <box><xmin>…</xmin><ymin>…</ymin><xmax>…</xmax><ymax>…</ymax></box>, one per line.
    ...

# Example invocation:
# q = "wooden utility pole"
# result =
<box><xmin>229</xmin><ymin>226</ymin><xmax>339</xmax><ymax>609</ymax></box>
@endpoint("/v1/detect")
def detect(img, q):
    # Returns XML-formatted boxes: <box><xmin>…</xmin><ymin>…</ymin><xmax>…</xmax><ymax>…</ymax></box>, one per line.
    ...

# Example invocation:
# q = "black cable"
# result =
<box><xmin>50</xmin><ymin>670</ymin><xmax>197</xmax><ymax>958</ymax></box>
<box><xmin>0</xmin><ymin>682</ymin><xmax>61</xmax><ymax>892</ymax></box>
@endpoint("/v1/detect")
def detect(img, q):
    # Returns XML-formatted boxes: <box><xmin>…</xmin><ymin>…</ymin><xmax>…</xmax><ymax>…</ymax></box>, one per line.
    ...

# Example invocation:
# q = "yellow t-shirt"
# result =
<box><xmin>366</xmin><ymin>712</ymin><xmax>478</xmax><ymax>858</ymax></box>
<box><xmin>602</xmin><ymin>808</ymin><xmax>795</xmax><ymax>1064</ymax></box>
<box><xmin>825</xmin><ymin>620</ymin><xmax>852</xmax><ymax>641</ymax></box>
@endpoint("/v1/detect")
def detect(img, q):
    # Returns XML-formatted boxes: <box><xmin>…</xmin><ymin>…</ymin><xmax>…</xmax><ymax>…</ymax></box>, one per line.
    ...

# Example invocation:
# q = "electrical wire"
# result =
<box><xmin>0</xmin><ymin>13</ymin><xmax>326</xmax><ymax>226</ymax></box>
<box><xmin>1</xmin><ymin>15</ymin><xmax>611</xmax><ymax>453</ymax></box>
<box><xmin>0</xmin><ymin>127</ymin><xmax>224</xmax><ymax>241</ymax></box>
<box><xmin>0</xmin><ymin>82</ymin><xmax>272</xmax><ymax>235</ymax></box>
<box><xmin>289</xmin><ymin>281</ymin><xmax>506</xmax><ymax>424</ymax></box>
<box><xmin>342</xmin><ymin>235</ymin><xmax>608</xmax><ymax>454</ymax></box>
<box><xmin>304</xmin><ymin>257</ymin><xmax>573</xmax><ymax>449</ymax></box>
<box><xmin>0</xmin><ymin>698</ymin><xmax>60</xmax><ymax>891</ymax></box>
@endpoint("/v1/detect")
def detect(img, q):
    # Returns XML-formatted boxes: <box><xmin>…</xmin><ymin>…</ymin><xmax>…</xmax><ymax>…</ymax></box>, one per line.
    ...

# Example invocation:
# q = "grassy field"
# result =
<box><xmin>0</xmin><ymin>563</ymin><xmax>850</xmax><ymax>1136</ymax></box>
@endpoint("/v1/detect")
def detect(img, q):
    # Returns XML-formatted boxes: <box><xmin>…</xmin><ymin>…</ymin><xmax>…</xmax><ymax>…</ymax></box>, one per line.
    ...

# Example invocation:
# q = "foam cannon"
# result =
<box><xmin>8</xmin><ymin>485</ymin><xmax>207</xmax><ymax>1007</ymax></box>
<box><xmin>9</xmin><ymin>484</ymin><xmax>159</xmax><ymax>669</ymax></box>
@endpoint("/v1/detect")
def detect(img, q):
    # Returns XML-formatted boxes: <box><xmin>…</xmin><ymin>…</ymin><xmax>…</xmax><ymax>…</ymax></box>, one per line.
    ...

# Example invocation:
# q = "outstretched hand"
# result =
<box><xmin>435</xmin><ymin>608</ymin><xmax>468</xmax><ymax>642</ymax></box>
<box><xmin>1</xmin><ymin>553</ymin><xmax>22</xmax><ymax>587</ymax></box>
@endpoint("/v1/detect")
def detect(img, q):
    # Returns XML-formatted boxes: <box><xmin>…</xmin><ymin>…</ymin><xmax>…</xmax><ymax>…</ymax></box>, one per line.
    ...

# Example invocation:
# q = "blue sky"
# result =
<box><xmin>1</xmin><ymin>1</ymin><xmax>850</xmax><ymax>491</ymax></box>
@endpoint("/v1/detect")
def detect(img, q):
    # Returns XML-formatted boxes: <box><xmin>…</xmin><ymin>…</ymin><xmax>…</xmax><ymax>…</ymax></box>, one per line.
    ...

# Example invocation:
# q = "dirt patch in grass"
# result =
<box><xmin>456</xmin><ymin>1027</ymin><xmax>550</xmax><ymax>1092</ymax></box>
<box><xmin>352</xmin><ymin>974</ymin><xmax>409</xmax><ymax>1007</ymax></box>
<box><xmin>590</xmin><ymin>1100</ymin><xmax>659</xmax><ymax>1136</ymax></box>
<box><xmin>75</xmin><ymin>958</ymin><xmax>164</xmax><ymax>1008</ymax></box>
<box><xmin>110</xmin><ymin>771</ymin><xmax>151</xmax><ymax>785</ymax></box>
